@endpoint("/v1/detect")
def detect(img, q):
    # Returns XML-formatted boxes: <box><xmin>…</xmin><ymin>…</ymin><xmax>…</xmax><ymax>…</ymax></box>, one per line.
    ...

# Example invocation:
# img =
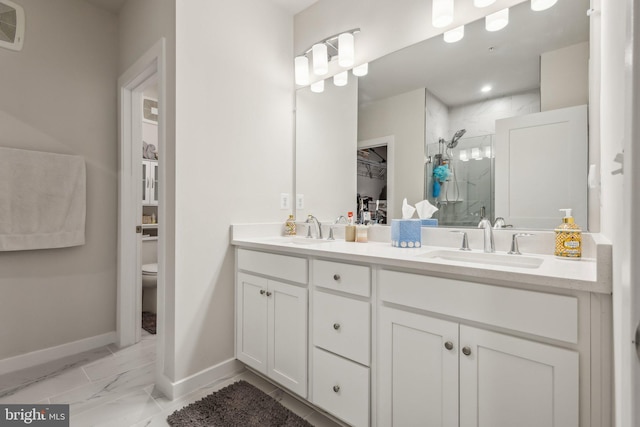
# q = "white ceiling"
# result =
<box><xmin>83</xmin><ymin>0</ymin><xmax>317</xmax><ymax>15</ymax></box>
<box><xmin>359</xmin><ymin>0</ymin><xmax>590</xmax><ymax>107</ymax></box>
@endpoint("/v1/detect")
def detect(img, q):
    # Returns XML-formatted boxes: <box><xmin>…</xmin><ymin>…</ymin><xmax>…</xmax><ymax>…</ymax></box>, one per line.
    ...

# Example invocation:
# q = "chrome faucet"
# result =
<box><xmin>477</xmin><ymin>218</ymin><xmax>495</xmax><ymax>253</ymax></box>
<box><xmin>306</xmin><ymin>215</ymin><xmax>323</xmax><ymax>239</ymax></box>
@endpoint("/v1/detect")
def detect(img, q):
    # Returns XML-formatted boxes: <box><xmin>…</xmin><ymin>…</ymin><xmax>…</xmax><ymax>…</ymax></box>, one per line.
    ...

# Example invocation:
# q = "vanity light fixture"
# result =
<box><xmin>531</xmin><ymin>0</ymin><xmax>557</xmax><ymax>11</ymax></box>
<box><xmin>294</xmin><ymin>28</ymin><xmax>362</xmax><ymax>89</ymax></box>
<box><xmin>444</xmin><ymin>25</ymin><xmax>465</xmax><ymax>43</ymax></box>
<box><xmin>471</xmin><ymin>147</ymin><xmax>482</xmax><ymax>160</ymax></box>
<box><xmin>432</xmin><ymin>0</ymin><xmax>454</xmax><ymax>28</ymax></box>
<box><xmin>312</xmin><ymin>43</ymin><xmax>328</xmax><ymax>75</ymax></box>
<box><xmin>294</xmin><ymin>56</ymin><xmax>310</xmax><ymax>85</ymax></box>
<box><xmin>333</xmin><ymin>71</ymin><xmax>349</xmax><ymax>87</ymax></box>
<box><xmin>338</xmin><ymin>33</ymin><xmax>355</xmax><ymax>67</ymax></box>
<box><xmin>353</xmin><ymin>62</ymin><xmax>369</xmax><ymax>77</ymax></box>
<box><xmin>310</xmin><ymin>80</ymin><xmax>325</xmax><ymax>93</ymax></box>
<box><xmin>474</xmin><ymin>0</ymin><xmax>496</xmax><ymax>7</ymax></box>
<box><xmin>485</xmin><ymin>8</ymin><xmax>509</xmax><ymax>31</ymax></box>
<box><xmin>484</xmin><ymin>146</ymin><xmax>493</xmax><ymax>158</ymax></box>
<box><xmin>459</xmin><ymin>149</ymin><xmax>469</xmax><ymax>162</ymax></box>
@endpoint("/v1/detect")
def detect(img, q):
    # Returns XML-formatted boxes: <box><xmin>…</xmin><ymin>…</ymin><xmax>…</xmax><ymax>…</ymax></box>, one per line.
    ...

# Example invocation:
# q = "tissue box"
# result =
<box><xmin>391</xmin><ymin>219</ymin><xmax>422</xmax><ymax>248</ymax></box>
<box><xmin>421</xmin><ymin>218</ymin><xmax>438</xmax><ymax>227</ymax></box>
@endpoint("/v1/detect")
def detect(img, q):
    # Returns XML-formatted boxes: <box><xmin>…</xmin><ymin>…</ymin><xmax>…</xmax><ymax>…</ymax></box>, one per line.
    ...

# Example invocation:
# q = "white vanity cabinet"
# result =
<box><xmin>236</xmin><ymin>249</ymin><xmax>308</xmax><ymax>397</ymax></box>
<box><xmin>377</xmin><ymin>269</ymin><xmax>580</xmax><ymax>427</ymax></box>
<box><xmin>311</xmin><ymin>259</ymin><xmax>371</xmax><ymax>427</ymax></box>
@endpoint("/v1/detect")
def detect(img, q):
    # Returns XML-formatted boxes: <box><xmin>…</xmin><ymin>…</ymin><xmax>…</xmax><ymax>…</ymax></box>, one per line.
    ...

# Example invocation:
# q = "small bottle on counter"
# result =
<box><xmin>284</xmin><ymin>214</ymin><xmax>296</xmax><ymax>236</ymax></box>
<box><xmin>345</xmin><ymin>211</ymin><xmax>356</xmax><ymax>242</ymax></box>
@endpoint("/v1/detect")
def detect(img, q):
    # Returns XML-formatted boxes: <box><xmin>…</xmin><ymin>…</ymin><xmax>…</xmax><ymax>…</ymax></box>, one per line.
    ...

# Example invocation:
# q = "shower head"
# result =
<box><xmin>447</xmin><ymin>129</ymin><xmax>467</xmax><ymax>149</ymax></box>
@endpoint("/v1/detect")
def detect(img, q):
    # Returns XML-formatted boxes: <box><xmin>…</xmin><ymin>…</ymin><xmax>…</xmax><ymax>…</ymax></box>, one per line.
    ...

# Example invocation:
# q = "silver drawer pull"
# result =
<box><xmin>333</xmin><ymin>385</ymin><xmax>340</xmax><ymax>393</ymax></box>
<box><xmin>462</xmin><ymin>346</ymin><xmax>472</xmax><ymax>356</ymax></box>
<box><xmin>444</xmin><ymin>341</ymin><xmax>454</xmax><ymax>351</ymax></box>
<box><xmin>259</xmin><ymin>290</ymin><xmax>266</xmax><ymax>295</ymax></box>
<box><xmin>333</xmin><ymin>323</ymin><xmax>341</xmax><ymax>330</ymax></box>
<box><xmin>266</xmin><ymin>291</ymin><xmax>272</xmax><ymax>297</ymax></box>
<box><xmin>333</xmin><ymin>274</ymin><xmax>340</xmax><ymax>281</ymax></box>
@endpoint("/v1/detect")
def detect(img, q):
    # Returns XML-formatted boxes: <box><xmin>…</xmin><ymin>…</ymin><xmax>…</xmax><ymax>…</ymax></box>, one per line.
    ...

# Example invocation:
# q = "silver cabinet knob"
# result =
<box><xmin>444</xmin><ymin>341</ymin><xmax>454</xmax><ymax>351</ymax></box>
<box><xmin>266</xmin><ymin>291</ymin><xmax>272</xmax><ymax>297</ymax></box>
<box><xmin>333</xmin><ymin>274</ymin><xmax>341</xmax><ymax>281</ymax></box>
<box><xmin>462</xmin><ymin>346</ymin><xmax>472</xmax><ymax>356</ymax></box>
<box><xmin>333</xmin><ymin>385</ymin><xmax>340</xmax><ymax>393</ymax></box>
<box><xmin>333</xmin><ymin>323</ymin><xmax>341</xmax><ymax>330</ymax></box>
<box><xmin>259</xmin><ymin>289</ymin><xmax>266</xmax><ymax>295</ymax></box>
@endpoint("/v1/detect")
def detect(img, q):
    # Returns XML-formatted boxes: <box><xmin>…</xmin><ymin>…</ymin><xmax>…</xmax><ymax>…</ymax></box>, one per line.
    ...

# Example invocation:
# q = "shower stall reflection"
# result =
<box><xmin>426</xmin><ymin>134</ymin><xmax>494</xmax><ymax>226</ymax></box>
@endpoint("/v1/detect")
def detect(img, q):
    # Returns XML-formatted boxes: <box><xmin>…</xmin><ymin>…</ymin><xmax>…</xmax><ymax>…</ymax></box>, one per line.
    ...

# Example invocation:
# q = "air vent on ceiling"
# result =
<box><xmin>0</xmin><ymin>0</ymin><xmax>24</xmax><ymax>52</ymax></box>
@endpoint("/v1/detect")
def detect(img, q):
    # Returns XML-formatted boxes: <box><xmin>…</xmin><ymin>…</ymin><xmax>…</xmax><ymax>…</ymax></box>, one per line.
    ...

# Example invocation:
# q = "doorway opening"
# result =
<box><xmin>357</xmin><ymin>136</ymin><xmax>395</xmax><ymax>223</ymax></box>
<box><xmin>117</xmin><ymin>39</ymin><xmax>166</xmax><ymax>362</ymax></box>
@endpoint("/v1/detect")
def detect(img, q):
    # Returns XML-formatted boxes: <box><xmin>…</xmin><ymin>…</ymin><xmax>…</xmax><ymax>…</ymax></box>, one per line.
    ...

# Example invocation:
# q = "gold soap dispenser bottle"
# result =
<box><xmin>554</xmin><ymin>208</ymin><xmax>581</xmax><ymax>259</ymax></box>
<box><xmin>284</xmin><ymin>214</ymin><xmax>296</xmax><ymax>236</ymax></box>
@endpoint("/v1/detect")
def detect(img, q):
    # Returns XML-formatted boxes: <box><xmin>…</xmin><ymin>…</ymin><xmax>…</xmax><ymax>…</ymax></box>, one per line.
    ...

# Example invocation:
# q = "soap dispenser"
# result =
<box><xmin>284</xmin><ymin>214</ymin><xmax>296</xmax><ymax>236</ymax></box>
<box><xmin>554</xmin><ymin>208</ymin><xmax>581</xmax><ymax>259</ymax></box>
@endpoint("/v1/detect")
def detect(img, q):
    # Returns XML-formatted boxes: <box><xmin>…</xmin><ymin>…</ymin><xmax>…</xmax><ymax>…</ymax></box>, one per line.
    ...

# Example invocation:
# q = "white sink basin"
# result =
<box><xmin>265</xmin><ymin>237</ymin><xmax>331</xmax><ymax>246</ymax></box>
<box><xmin>417</xmin><ymin>249</ymin><xmax>544</xmax><ymax>269</ymax></box>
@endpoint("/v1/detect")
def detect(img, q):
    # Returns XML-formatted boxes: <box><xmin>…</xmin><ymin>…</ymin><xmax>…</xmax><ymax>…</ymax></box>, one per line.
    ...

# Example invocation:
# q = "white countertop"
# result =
<box><xmin>231</xmin><ymin>224</ymin><xmax>612</xmax><ymax>295</ymax></box>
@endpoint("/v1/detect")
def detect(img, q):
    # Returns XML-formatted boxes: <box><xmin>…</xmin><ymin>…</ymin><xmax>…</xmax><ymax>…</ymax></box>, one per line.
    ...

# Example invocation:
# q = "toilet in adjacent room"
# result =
<box><xmin>142</xmin><ymin>263</ymin><xmax>157</xmax><ymax>314</ymax></box>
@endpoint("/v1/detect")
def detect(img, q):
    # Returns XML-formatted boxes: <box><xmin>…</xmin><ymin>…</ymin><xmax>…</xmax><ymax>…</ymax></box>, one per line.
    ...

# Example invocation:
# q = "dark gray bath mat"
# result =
<box><xmin>167</xmin><ymin>380</ymin><xmax>313</xmax><ymax>427</ymax></box>
<box><xmin>142</xmin><ymin>311</ymin><xmax>156</xmax><ymax>334</ymax></box>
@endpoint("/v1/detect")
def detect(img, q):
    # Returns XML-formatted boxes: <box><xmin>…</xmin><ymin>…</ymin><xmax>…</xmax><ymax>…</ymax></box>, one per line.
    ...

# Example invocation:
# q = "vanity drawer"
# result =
<box><xmin>313</xmin><ymin>291</ymin><xmax>370</xmax><ymax>366</ymax></box>
<box><xmin>237</xmin><ymin>249</ymin><xmax>307</xmax><ymax>284</ymax></box>
<box><xmin>379</xmin><ymin>269</ymin><xmax>578</xmax><ymax>343</ymax></box>
<box><xmin>313</xmin><ymin>259</ymin><xmax>370</xmax><ymax>297</ymax></box>
<box><xmin>312</xmin><ymin>347</ymin><xmax>369</xmax><ymax>427</ymax></box>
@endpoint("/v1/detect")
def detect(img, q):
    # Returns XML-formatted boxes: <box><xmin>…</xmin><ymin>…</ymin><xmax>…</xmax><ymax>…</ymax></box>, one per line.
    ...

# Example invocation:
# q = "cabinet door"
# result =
<box><xmin>236</xmin><ymin>273</ymin><xmax>268</xmax><ymax>375</ymax></box>
<box><xmin>150</xmin><ymin>161</ymin><xmax>159</xmax><ymax>205</ymax></box>
<box><xmin>459</xmin><ymin>325</ymin><xmax>579</xmax><ymax>427</ymax></box>
<box><xmin>378</xmin><ymin>307</ymin><xmax>459</xmax><ymax>427</ymax></box>
<box><xmin>142</xmin><ymin>161</ymin><xmax>151</xmax><ymax>205</ymax></box>
<box><xmin>268</xmin><ymin>280</ymin><xmax>308</xmax><ymax>397</ymax></box>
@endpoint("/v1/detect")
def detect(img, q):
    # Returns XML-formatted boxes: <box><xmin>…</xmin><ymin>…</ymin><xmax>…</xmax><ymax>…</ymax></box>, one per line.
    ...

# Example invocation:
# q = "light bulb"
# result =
<box><xmin>310</xmin><ymin>80</ymin><xmax>324</xmax><ymax>93</ymax></box>
<box><xmin>531</xmin><ymin>0</ymin><xmax>557</xmax><ymax>11</ymax></box>
<box><xmin>312</xmin><ymin>43</ymin><xmax>328</xmax><ymax>75</ymax></box>
<box><xmin>484</xmin><ymin>146</ymin><xmax>492</xmax><ymax>158</ymax></box>
<box><xmin>481</xmin><ymin>85</ymin><xmax>492</xmax><ymax>93</ymax></box>
<box><xmin>485</xmin><ymin>8</ymin><xmax>509</xmax><ymax>32</ymax></box>
<box><xmin>338</xmin><ymin>33</ymin><xmax>355</xmax><ymax>67</ymax></box>
<box><xmin>471</xmin><ymin>147</ymin><xmax>482</xmax><ymax>160</ymax></box>
<box><xmin>444</xmin><ymin>25</ymin><xmax>464</xmax><ymax>43</ymax></box>
<box><xmin>294</xmin><ymin>56</ymin><xmax>309</xmax><ymax>86</ymax></box>
<box><xmin>474</xmin><ymin>0</ymin><xmax>496</xmax><ymax>7</ymax></box>
<box><xmin>432</xmin><ymin>0</ymin><xmax>454</xmax><ymax>28</ymax></box>
<box><xmin>459</xmin><ymin>150</ymin><xmax>469</xmax><ymax>162</ymax></box>
<box><xmin>333</xmin><ymin>71</ymin><xmax>348</xmax><ymax>87</ymax></box>
<box><xmin>353</xmin><ymin>63</ymin><xmax>369</xmax><ymax>77</ymax></box>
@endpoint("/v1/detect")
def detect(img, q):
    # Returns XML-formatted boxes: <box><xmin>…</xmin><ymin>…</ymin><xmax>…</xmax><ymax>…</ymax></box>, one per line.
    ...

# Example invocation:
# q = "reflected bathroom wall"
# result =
<box><xmin>426</xmin><ymin>135</ymin><xmax>493</xmax><ymax>226</ymax></box>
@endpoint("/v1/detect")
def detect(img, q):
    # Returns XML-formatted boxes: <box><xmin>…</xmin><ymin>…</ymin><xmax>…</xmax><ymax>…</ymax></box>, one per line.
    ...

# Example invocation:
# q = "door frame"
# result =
<box><xmin>117</xmin><ymin>39</ymin><xmax>166</xmax><ymax>349</ymax></box>
<box><xmin>358</xmin><ymin>136</ymin><xmax>395</xmax><ymax>221</ymax></box>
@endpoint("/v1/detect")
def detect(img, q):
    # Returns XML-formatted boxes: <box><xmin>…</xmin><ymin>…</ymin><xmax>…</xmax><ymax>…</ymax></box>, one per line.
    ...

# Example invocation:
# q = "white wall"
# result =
<box><xmin>174</xmin><ymin>0</ymin><xmax>294</xmax><ymax>380</ymax></box>
<box><xmin>541</xmin><ymin>42</ymin><xmax>590</xmax><ymax>112</ymax></box>
<box><xmin>359</xmin><ymin>89</ymin><xmax>425</xmax><ymax>218</ymax></box>
<box><xmin>0</xmin><ymin>0</ymin><xmax>118</xmax><ymax>360</ymax></box>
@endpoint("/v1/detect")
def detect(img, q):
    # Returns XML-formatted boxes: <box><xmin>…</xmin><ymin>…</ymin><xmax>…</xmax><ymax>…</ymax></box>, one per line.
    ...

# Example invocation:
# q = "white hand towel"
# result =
<box><xmin>0</xmin><ymin>147</ymin><xmax>86</xmax><ymax>251</ymax></box>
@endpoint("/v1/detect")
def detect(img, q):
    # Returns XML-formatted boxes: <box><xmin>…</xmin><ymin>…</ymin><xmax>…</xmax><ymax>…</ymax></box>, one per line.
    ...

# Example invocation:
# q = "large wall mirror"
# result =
<box><xmin>296</xmin><ymin>0</ymin><xmax>592</xmax><ymax>230</ymax></box>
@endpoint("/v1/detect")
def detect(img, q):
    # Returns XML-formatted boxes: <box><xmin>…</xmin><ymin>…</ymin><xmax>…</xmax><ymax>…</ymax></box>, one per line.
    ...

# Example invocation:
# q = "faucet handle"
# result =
<box><xmin>450</xmin><ymin>231</ymin><xmax>471</xmax><ymax>251</ymax></box>
<box><xmin>508</xmin><ymin>233</ymin><xmax>534</xmax><ymax>255</ymax></box>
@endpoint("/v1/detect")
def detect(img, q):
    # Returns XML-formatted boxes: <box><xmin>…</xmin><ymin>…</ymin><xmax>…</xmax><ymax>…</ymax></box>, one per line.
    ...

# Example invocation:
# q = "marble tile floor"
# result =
<box><xmin>0</xmin><ymin>330</ymin><xmax>345</xmax><ymax>427</ymax></box>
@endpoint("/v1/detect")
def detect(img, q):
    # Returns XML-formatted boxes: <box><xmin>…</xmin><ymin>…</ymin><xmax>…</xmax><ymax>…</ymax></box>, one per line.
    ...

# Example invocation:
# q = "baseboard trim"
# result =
<box><xmin>156</xmin><ymin>358</ymin><xmax>244</xmax><ymax>401</ymax></box>
<box><xmin>0</xmin><ymin>331</ymin><xmax>116</xmax><ymax>376</ymax></box>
